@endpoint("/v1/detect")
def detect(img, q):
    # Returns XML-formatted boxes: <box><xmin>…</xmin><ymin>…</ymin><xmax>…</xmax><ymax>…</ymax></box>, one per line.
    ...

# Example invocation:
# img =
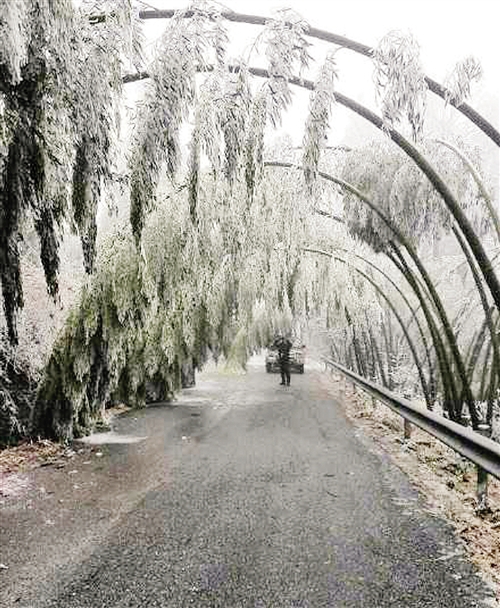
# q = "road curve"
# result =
<box><xmin>1</xmin><ymin>357</ymin><xmax>495</xmax><ymax>607</ymax></box>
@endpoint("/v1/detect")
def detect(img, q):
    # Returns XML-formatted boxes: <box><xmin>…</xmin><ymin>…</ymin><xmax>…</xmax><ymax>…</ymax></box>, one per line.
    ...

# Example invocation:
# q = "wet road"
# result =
<box><xmin>1</xmin><ymin>357</ymin><xmax>495</xmax><ymax>607</ymax></box>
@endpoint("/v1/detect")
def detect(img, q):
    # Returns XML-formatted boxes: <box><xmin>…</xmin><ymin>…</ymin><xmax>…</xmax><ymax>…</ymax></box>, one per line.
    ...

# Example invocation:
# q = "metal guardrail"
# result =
<box><xmin>323</xmin><ymin>357</ymin><xmax>500</xmax><ymax>509</ymax></box>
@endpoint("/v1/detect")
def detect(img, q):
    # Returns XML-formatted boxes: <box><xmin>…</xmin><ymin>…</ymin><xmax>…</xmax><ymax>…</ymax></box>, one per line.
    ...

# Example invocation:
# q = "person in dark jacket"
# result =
<box><xmin>276</xmin><ymin>335</ymin><xmax>292</xmax><ymax>386</ymax></box>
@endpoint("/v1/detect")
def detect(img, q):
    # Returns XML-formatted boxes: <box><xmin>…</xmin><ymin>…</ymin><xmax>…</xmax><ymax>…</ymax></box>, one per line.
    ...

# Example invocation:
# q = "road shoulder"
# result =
<box><xmin>316</xmin><ymin>367</ymin><xmax>500</xmax><ymax>603</ymax></box>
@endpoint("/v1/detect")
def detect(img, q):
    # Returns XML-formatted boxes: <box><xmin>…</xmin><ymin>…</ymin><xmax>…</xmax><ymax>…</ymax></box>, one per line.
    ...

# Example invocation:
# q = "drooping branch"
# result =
<box><xmin>302</xmin><ymin>51</ymin><xmax>338</xmax><ymax>186</ymax></box>
<box><xmin>433</xmin><ymin>138</ymin><xmax>500</xmax><ymax>242</ymax></box>
<box><xmin>373</xmin><ymin>31</ymin><xmax>427</xmax><ymax>140</ymax></box>
<box><xmin>125</xmin><ymin>62</ymin><xmax>500</xmax><ymax>315</ymax></box>
<box><xmin>124</xmin><ymin>8</ymin><xmax>500</xmax><ymax>147</ymax></box>
<box><xmin>303</xmin><ymin>246</ymin><xmax>432</xmax><ymax>406</ymax></box>
<box><xmin>0</xmin><ymin>1</ymin><xmax>139</xmax><ymax>344</ymax></box>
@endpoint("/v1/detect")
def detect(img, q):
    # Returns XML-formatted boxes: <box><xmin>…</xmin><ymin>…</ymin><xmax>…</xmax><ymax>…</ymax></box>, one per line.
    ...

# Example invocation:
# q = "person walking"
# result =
<box><xmin>277</xmin><ymin>335</ymin><xmax>292</xmax><ymax>386</ymax></box>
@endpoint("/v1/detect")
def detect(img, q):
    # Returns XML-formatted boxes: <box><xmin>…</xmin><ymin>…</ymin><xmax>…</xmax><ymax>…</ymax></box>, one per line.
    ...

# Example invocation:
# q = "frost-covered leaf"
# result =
<box><xmin>261</xmin><ymin>9</ymin><xmax>312</xmax><ymax>128</ymax></box>
<box><xmin>373</xmin><ymin>30</ymin><xmax>427</xmax><ymax>140</ymax></box>
<box><xmin>444</xmin><ymin>56</ymin><xmax>483</xmax><ymax>107</ymax></box>
<box><xmin>128</xmin><ymin>4</ymin><xmax>226</xmax><ymax>241</ymax></box>
<box><xmin>302</xmin><ymin>51</ymin><xmax>338</xmax><ymax>188</ymax></box>
<box><xmin>245</xmin><ymin>92</ymin><xmax>267</xmax><ymax>199</ymax></box>
<box><xmin>0</xmin><ymin>1</ymin><xmax>29</xmax><ymax>87</ymax></box>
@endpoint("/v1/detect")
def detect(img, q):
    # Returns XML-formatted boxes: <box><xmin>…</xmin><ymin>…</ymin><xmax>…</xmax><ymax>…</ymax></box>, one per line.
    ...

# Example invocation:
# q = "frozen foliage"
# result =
<box><xmin>129</xmin><ymin>4</ymin><xmax>227</xmax><ymax>240</ymax></box>
<box><xmin>261</xmin><ymin>9</ymin><xmax>312</xmax><ymax>128</ymax></box>
<box><xmin>0</xmin><ymin>2</ymin><xmax>29</xmax><ymax>86</ymax></box>
<box><xmin>1</xmin><ymin>2</ymin><xmax>499</xmax><ymax>442</ymax></box>
<box><xmin>373</xmin><ymin>31</ymin><xmax>427</xmax><ymax>140</ymax></box>
<box><xmin>302</xmin><ymin>52</ymin><xmax>338</xmax><ymax>188</ymax></box>
<box><xmin>444</xmin><ymin>56</ymin><xmax>483</xmax><ymax>107</ymax></box>
<box><xmin>0</xmin><ymin>0</ymin><xmax>143</xmax><ymax>344</ymax></box>
<box><xmin>340</xmin><ymin>138</ymin><xmax>491</xmax><ymax>252</ymax></box>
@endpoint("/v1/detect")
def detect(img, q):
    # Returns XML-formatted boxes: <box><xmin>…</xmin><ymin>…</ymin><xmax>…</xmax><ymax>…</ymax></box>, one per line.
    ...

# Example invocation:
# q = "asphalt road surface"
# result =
<box><xmin>1</xmin><ymin>356</ymin><xmax>496</xmax><ymax>607</ymax></box>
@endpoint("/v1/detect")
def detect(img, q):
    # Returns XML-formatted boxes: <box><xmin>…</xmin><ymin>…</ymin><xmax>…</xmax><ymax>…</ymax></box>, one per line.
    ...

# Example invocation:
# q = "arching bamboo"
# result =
<box><xmin>124</xmin><ymin>66</ymin><xmax>500</xmax><ymax>315</ymax></box>
<box><xmin>387</xmin><ymin>245</ymin><xmax>463</xmax><ymax>422</ymax></box>
<box><xmin>269</xmin><ymin>160</ymin><xmax>476</xmax><ymax>421</ymax></box>
<box><xmin>434</xmin><ymin>138</ymin><xmax>500</xmax><ymax>242</ymax></box>
<box><xmin>129</xmin><ymin>8</ymin><xmax>500</xmax><ymax>147</ymax></box>
<box><xmin>453</xmin><ymin>225</ymin><xmax>499</xmax><ymax>427</ymax></box>
<box><xmin>303</xmin><ymin>246</ymin><xmax>432</xmax><ymax>406</ymax></box>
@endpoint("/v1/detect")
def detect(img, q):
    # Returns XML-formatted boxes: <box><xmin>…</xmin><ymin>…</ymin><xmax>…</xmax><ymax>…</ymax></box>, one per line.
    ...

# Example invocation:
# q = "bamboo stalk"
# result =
<box><xmin>387</xmin><ymin>247</ymin><xmax>458</xmax><ymax>419</ymax></box>
<box><xmin>453</xmin><ymin>226</ymin><xmax>499</xmax><ymax>424</ymax></box>
<box><xmin>435</xmin><ymin>139</ymin><xmax>500</xmax><ymax>243</ymax></box>
<box><xmin>304</xmin><ymin>247</ymin><xmax>432</xmax><ymax>406</ymax></box>
<box><xmin>129</xmin><ymin>12</ymin><xmax>500</xmax><ymax>147</ymax></box>
<box><xmin>333</xmin><ymin>244</ymin><xmax>435</xmax><ymax>394</ymax></box>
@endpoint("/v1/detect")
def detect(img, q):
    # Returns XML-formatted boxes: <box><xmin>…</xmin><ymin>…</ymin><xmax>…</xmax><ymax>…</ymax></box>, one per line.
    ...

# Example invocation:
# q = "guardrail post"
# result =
<box><xmin>476</xmin><ymin>423</ymin><xmax>491</xmax><ymax>513</ymax></box>
<box><xmin>404</xmin><ymin>418</ymin><xmax>412</xmax><ymax>441</ymax></box>
<box><xmin>403</xmin><ymin>393</ymin><xmax>412</xmax><ymax>441</ymax></box>
<box><xmin>461</xmin><ymin>413</ymin><xmax>471</xmax><ymax>427</ymax></box>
